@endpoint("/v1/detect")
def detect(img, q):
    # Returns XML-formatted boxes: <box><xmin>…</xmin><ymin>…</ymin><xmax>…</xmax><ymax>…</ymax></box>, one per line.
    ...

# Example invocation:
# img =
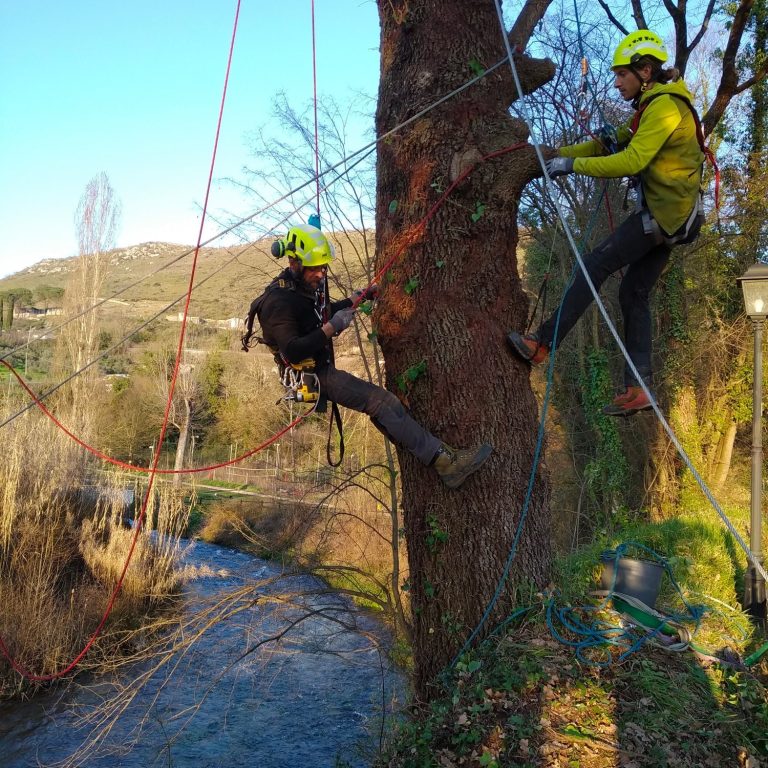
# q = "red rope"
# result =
<box><xmin>0</xmin><ymin>358</ymin><xmax>314</xmax><ymax>475</ymax></box>
<box><xmin>0</xmin><ymin>0</ymin><xmax>243</xmax><ymax>682</ymax></box>
<box><xmin>7</xmin><ymin>146</ymin><xmax>531</xmax><ymax>481</ymax></box>
<box><xmin>311</xmin><ymin>0</ymin><xmax>321</xmax><ymax>218</ymax></box>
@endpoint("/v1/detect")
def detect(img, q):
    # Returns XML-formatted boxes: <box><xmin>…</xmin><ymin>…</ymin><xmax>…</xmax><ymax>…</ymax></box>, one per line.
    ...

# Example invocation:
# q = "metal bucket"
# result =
<box><xmin>599</xmin><ymin>555</ymin><xmax>664</xmax><ymax>608</ymax></box>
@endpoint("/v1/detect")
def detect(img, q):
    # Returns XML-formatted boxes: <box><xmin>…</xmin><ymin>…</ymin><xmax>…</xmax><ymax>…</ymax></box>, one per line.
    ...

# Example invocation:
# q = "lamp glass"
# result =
<box><xmin>741</xmin><ymin>280</ymin><xmax>768</xmax><ymax>319</ymax></box>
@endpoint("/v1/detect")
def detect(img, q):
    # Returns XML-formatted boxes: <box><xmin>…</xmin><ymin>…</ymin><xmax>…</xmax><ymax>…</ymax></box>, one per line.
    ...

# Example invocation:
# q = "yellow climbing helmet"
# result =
<box><xmin>612</xmin><ymin>30</ymin><xmax>668</xmax><ymax>69</ymax></box>
<box><xmin>271</xmin><ymin>224</ymin><xmax>335</xmax><ymax>267</ymax></box>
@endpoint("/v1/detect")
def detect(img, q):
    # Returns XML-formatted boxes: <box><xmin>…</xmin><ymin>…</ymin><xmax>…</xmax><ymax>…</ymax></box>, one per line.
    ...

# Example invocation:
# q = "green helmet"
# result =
<box><xmin>271</xmin><ymin>224</ymin><xmax>335</xmax><ymax>267</ymax></box>
<box><xmin>612</xmin><ymin>30</ymin><xmax>668</xmax><ymax>69</ymax></box>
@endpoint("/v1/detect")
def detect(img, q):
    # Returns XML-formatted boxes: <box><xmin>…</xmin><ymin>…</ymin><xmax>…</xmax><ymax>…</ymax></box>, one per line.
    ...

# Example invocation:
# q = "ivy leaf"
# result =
<box><xmin>405</xmin><ymin>359</ymin><xmax>427</xmax><ymax>382</ymax></box>
<box><xmin>388</xmin><ymin>199</ymin><xmax>399</xmax><ymax>214</ymax></box>
<box><xmin>404</xmin><ymin>276</ymin><xmax>420</xmax><ymax>295</ymax></box>
<box><xmin>367</xmin><ymin>330</ymin><xmax>378</xmax><ymax>342</ymax></box>
<box><xmin>471</xmin><ymin>201</ymin><xmax>486</xmax><ymax>223</ymax></box>
<box><xmin>435</xmin><ymin>259</ymin><xmax>445</xmax><ymax>269</ymax></box>
<box><xmin>468</xmin><ymin>58</ymin><xmax>485</xmax><ymax>77</ymax></box>
<box><xmin>385</xmin><ymin>270</ymin><xmax>395</xmax><ymax>284</ymax></box>
<box><xmin>396</xmin><ymin>360</ymin><xmax>427</xmax><ymax>392</ymax></box>
<box><xmin>358</xmin><ymin>301</ymin><xmax>373</xmax><ymax>316</ymax></box>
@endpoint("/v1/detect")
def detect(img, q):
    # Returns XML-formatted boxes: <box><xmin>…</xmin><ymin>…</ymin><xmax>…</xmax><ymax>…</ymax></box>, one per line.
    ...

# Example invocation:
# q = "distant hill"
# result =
<box><xmin>0</xmin><ymin>234</ymin><xmax>373</xmax><ymax>323</ymax></box>
<box><xmin>0</xmin><ymin>241</ymin><xmax>279</xmax><ymax>321</ymax></box>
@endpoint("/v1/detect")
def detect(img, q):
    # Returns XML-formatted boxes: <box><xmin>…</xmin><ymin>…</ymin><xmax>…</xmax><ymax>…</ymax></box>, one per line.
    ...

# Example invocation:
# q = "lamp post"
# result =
<box><xmin>737</xmin><ymin>262</ymin><xmax>768</xmax><ymax>625</ymax></box>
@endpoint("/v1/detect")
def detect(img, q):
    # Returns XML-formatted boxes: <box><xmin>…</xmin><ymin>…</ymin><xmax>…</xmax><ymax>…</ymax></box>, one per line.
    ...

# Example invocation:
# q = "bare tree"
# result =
<box><xmin>56</xmin><ymin>173</ymin><xmax>121</xmax><ymax>437</ymax></box>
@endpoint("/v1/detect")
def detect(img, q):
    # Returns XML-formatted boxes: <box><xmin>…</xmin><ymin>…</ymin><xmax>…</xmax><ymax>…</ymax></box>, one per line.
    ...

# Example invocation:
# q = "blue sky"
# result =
<box><xmin>0</xmin><ymin>1</ymin><xmax>380</xmax><ymax>278</ymax></box>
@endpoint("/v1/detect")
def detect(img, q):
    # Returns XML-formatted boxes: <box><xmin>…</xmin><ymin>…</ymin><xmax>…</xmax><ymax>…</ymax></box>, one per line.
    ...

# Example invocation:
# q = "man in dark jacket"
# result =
<box><xmin>255</xmin><ymin>223</ymin><xmax>492</xmax><ymax>489</ymax></box>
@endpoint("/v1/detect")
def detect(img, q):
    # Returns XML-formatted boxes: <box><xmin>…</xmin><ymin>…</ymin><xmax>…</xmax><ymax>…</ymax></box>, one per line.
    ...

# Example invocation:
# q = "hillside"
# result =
<box><xmin>0</xmin><ymin>231</ymin><xmax>374</xmax><ymax>325</ymax></box>
<box><xmin>0</xmin><ymin>241</ymin><xmax>280</xmax><ymax>322</ymax></box>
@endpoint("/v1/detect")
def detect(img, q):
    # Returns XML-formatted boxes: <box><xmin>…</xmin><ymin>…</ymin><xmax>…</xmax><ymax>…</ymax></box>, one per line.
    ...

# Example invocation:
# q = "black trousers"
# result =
<box><xmin>316</xmin><ymin>365</ymin><xmax>441</xmax><ymax>465</ymax></box>
<box><xmin>537</xmin><ymin>211</ymin><xmax>674</xmax><ymax>388</ymax></box>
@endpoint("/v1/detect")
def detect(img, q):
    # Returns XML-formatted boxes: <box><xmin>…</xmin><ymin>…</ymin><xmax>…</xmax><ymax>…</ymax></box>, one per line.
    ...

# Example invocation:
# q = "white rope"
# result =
<box><xmin>492</xmin><ymin>0</ymin><xmax>768</xmax><ymax>584</ymax></box>
<box><xmin>1</xmin><ymin>59</ymin><xmax>509</xmax><ymax>367</ymax></box>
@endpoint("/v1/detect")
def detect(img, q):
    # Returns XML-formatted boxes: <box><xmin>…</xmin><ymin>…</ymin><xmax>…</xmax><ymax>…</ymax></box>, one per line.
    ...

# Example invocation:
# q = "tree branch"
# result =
<box><xmin>509</xmin><ymin>0</ymin><xmax>555</xmax><ymax>50</ymax></box>
<box><xmin>702</xmin><ymin>0</ymin><xmax>760</xmax><ymax>136</ymax></box>
<box><xmin>596</xmin><ymin>0</ymin><xmax>629</xmax><ymax>35</ymax></box>
<box><xmin>686</xmin><ymin>0</ymin><xmax>717</xmax><ymax>54</ymax></box>
<box><xmin>630</xmin><ymin>0</ymin><xmax>648</xmax><ymax>30</ymax></box>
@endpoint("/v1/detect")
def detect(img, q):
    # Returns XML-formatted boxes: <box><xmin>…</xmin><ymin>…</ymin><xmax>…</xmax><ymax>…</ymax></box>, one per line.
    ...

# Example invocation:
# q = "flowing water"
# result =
<box><xmin>0</xmin><ymin>539</ymin><xmax>405</xmax><ymax>767</ymax></box>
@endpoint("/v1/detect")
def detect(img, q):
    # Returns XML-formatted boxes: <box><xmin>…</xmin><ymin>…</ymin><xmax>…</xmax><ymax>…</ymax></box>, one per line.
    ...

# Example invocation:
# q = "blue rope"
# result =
<box><xmin>448</xmin><ymin>185</ymin><xmax>614</xmax><ymax>669</ymax></box>
<box><xmin>544</xmin><ymin>542</ymin><xmax>709</xmax><ymax>665</ymax></box>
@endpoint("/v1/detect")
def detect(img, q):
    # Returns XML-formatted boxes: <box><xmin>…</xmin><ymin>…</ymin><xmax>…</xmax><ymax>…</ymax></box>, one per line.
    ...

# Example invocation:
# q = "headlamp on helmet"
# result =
<box><xmin>612</xmin><ymin>30</ymin><xmax>668</xmax><ymax>69</ymax></box>
<box><xmin>270</xmin><ymin>224</ymin><xmax>335</xmax><ymax>267</ymax></box>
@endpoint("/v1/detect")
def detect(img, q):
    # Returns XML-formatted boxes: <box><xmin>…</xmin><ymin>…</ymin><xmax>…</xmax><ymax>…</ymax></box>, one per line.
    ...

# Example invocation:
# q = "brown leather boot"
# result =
<box><xmin>433</xmin><ymin>443</ymin><xmax>493</xmax><ymax>489</ymax></box>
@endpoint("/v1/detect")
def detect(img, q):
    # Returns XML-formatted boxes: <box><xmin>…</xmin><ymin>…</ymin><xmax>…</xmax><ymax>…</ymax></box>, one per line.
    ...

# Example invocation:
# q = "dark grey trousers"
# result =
<box><xmin>317</xmin><ymin>366</ymin><xmax>441</xmax><ymax>465</ymax></box>
<box><xmin>537</xmin><ymin>211</ymin><xmax>673</xmax><ymax>388</ymax></box>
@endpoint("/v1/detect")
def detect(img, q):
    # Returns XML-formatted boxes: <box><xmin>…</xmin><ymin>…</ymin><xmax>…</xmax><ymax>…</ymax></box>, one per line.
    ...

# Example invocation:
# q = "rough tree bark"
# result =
<box><xmin>375</xmin><ymin>0</ymin><xmax>555</xmax><ymax>698</ymax></box>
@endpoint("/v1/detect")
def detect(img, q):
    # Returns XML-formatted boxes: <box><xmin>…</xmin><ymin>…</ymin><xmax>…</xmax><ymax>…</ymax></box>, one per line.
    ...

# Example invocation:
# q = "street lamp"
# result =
<box><xmin>737</xmin><ymin>262</ymin><xmax>768</xmax><ymax>625</ymax></box>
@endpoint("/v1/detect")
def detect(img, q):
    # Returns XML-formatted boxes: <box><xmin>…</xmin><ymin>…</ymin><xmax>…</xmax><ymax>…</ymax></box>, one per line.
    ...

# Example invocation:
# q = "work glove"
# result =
<box><xmin>353</xmin><ymin>284</ymin><xmax>379</xmax><ymax>303</ymax></box>
<box><xmin>544</xmin><ymin>157</ymin><xmax>575</xmax><ymax>179</ymax></box>
<box><xmin>329</xmin><ymin>307</ymin><xmax>356</xmax><ymax>334</ymax></box>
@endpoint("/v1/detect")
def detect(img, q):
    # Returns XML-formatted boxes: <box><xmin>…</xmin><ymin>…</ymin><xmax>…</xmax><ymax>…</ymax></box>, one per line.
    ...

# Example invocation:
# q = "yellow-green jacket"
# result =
<box><xmin>559</xmin><ymin>79</ymin><xmax>704</xmax><ymax>235</ymax></box>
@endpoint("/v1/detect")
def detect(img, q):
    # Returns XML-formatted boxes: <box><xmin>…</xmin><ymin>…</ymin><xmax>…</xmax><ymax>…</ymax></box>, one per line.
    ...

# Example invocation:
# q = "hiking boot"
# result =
<box><xmin>601</xmin><ymin>386</ymin><xmax>653</xmax><ymax>417</ymax></box>
<box><xmin>433</xmin><ymin>442</ymin><xmax>493</xmax><ymax>490</ymax></box>
<box><xmin>507</xmin><ymin>331</ymin><xmax>549</xmax><ymax>365</ymax></box>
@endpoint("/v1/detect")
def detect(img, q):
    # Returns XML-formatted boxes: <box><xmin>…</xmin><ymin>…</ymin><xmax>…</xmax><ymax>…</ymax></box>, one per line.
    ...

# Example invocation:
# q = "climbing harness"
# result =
<box><xmin>279</xmin><ymin>359</ymin><xmax>320</xmax><ymax>404</ymax></box>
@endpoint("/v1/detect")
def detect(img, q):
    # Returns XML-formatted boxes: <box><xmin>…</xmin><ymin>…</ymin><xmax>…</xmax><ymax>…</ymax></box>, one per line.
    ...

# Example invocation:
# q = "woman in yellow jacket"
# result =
<box><xmin>508</xmin><ymin>30</ymin><xmax>705</xmax><ymax>416</ymax></box>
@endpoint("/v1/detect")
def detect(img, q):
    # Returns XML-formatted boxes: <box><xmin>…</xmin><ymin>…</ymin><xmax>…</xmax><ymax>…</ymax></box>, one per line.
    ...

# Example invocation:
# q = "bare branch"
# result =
<box><xmin>702</xmin><ymin>0</ymin><xmax>762</xmax><ymax>136</ymax></box>
<box><xmin>630</xmin><ymin>0</ymin><xmax>648</xmax><ymax>30</ymax></box>
<box><xmin>595</xmin><ymin>0</ymin><xmax>629</xmax><ymax>35</ymax></box>
<box><xmin>686</xmin><ymin>0</ymin><xmax>717</xmax><ymax>54</ymax></box>
<box><xmin>509</xmin><ymin>0</ymin><xmax>555</xmax><ymax>50</ymax></box>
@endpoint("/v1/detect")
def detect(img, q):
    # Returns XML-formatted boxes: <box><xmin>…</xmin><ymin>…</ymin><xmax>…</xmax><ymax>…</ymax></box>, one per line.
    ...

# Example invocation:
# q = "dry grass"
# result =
<box><xmin>0</xmin><ymin>391</ymin><xmax>191</xmax><ymax>698</ymax></box>
<box><xmin>197</xmin><ymin>462</ymin><xmax>409</xmax><ymax>628</ymax></box>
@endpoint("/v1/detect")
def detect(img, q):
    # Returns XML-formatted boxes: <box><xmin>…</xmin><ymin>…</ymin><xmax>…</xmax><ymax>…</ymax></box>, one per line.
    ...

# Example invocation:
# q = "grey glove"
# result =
<box><xmin>545</xmin><ymin>157</ymin><xmax>575</xmax><ymax>179</ymax></box>
<box><xmin>329</xmin><ymin>307</ymin><xmax>356</xmax><ymax>334</ymax></box>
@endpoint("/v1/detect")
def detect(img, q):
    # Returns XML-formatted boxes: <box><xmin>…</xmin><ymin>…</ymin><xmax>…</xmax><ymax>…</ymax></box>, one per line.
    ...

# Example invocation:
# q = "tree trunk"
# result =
<box><xmin>375</xmin><ymin>0</ymin><xmax>554</xmax><ymax>698</ymax></box>
<box><xmin>713</xmin><ymin>420</ymin><xmax>737</xmax><ymax>492</ymax></box>
<box><xmin>173</xmin><ymin>397</ymin><xmax>193</xmax><ymax>487</ymax></box>
<box><xmin>2</xmin><ymin>296</ymin><xmax>14</xmax><ymax>330</ymax></box>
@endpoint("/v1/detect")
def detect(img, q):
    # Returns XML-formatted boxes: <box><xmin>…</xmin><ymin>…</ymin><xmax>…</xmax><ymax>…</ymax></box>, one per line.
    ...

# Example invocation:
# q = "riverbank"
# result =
<box><xmin>0</xmin><ymin>538</ymin><xmax>405</xmax><ymax>767</ymax></box>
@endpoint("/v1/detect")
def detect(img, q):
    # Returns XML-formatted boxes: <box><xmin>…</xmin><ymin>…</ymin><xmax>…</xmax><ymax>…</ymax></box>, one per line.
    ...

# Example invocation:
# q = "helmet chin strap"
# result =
<box><xmin>629</xmin><ymin>68</ymin><xmax>652</xmax><ymax>109</ymax></box>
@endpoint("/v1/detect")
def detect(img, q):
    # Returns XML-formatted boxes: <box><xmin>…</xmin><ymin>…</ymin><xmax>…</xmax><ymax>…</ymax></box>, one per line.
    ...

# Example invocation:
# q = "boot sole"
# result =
<box><xmin>443</xmin><ymin>443</ymin><xmax>493</xmax><ymax>490</ymax></box>
<box><xmin>601</xmin><ymin>404</ymin><xmax>652</xmax><ymax>418</ymax></box>
<box><xmin>507</xmin><ymin>333</ymin><xmax>547</xmax><ymax>365</ymax></box>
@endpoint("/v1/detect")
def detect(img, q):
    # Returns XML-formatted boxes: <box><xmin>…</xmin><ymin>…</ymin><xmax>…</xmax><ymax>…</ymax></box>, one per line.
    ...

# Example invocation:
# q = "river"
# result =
<box><xmin>0</xmin><ymin>538</ymin><xmax>405</xmax><ymax>767</ymax></box>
